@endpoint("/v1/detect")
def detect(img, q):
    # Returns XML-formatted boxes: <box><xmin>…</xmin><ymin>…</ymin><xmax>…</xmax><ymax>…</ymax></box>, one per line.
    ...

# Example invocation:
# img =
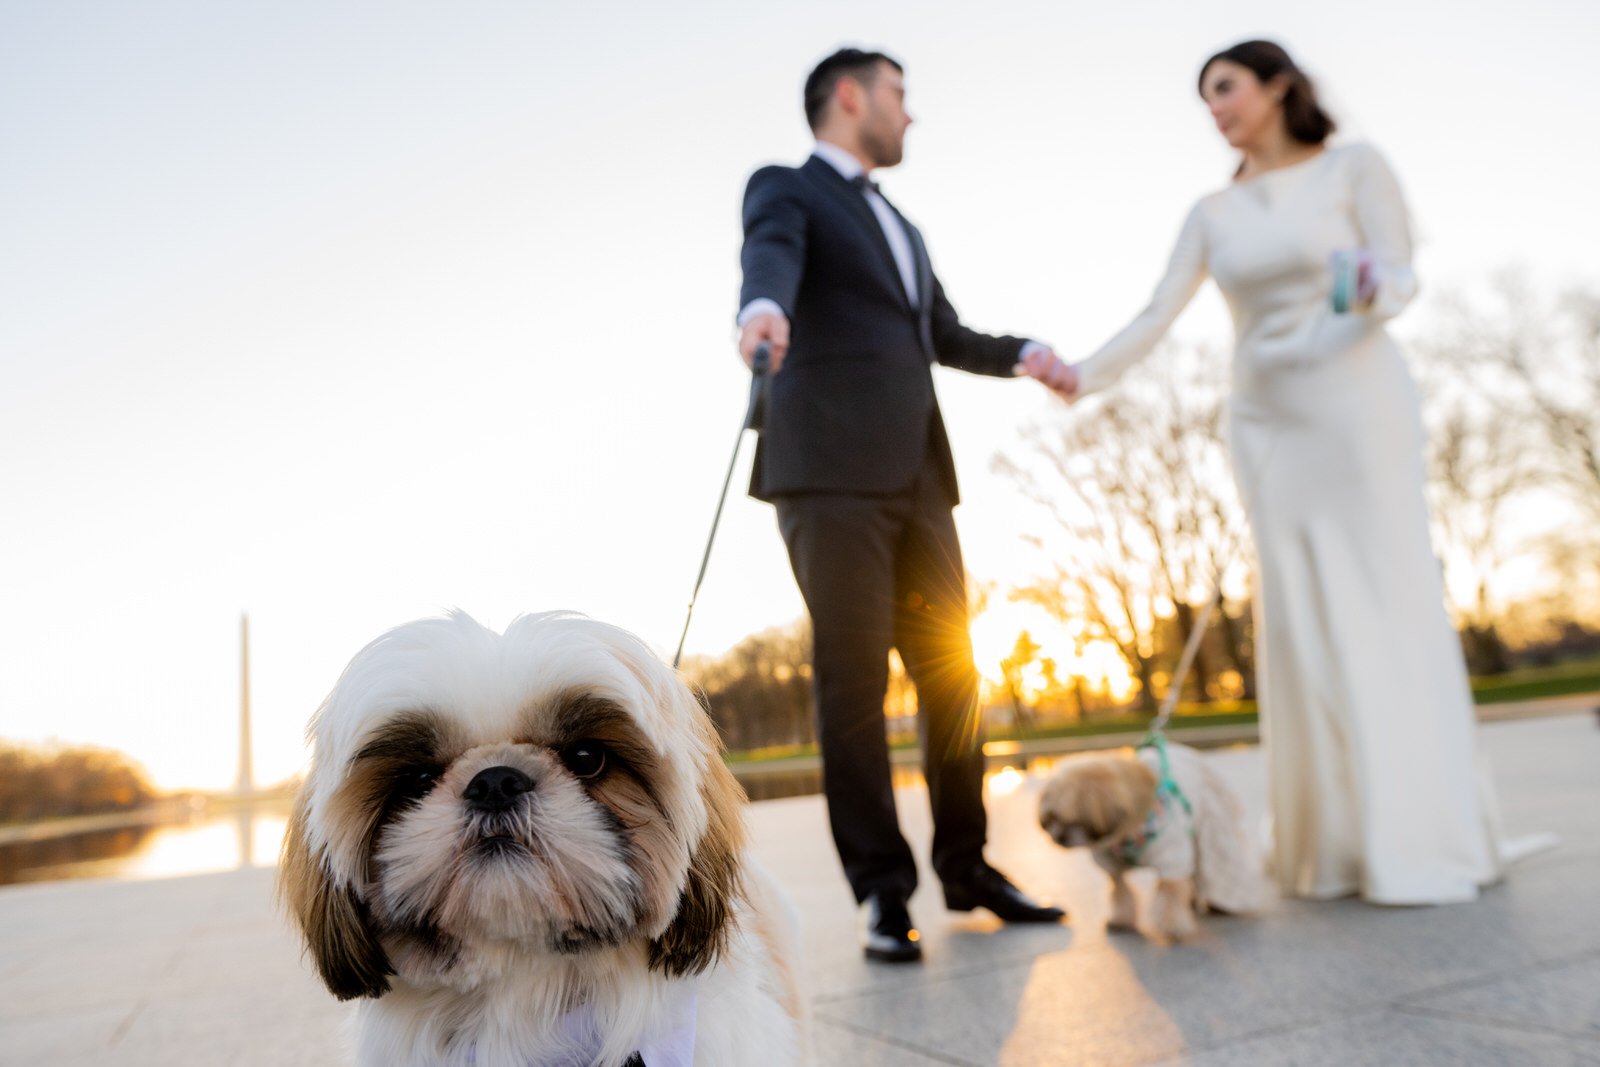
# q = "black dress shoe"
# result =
<box><xmin>943</xmin><ymin>865</ymin><xmax>1065</xmax><ymax>923</ymax></box>
<box><xmin>861</xmin><ymin>891</ymin><xmax>922</xmax><ymax>963</ymax></box>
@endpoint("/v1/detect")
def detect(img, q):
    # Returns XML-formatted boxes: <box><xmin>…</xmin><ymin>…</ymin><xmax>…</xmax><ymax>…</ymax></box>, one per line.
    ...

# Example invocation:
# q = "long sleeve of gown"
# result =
<box><xmin>1350</xmin><ymin>144</ymin><xmax>1418</xmax><ymax>321</ymax></box>
<box><xmin>1075</xmin><ymin>203</ymin><xmax>1207</xmax><ymax>397</ymax></box>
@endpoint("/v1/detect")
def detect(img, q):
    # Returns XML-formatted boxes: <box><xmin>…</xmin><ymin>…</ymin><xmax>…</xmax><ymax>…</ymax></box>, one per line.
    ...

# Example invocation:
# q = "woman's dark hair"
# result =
<box><xmin>1199</xmin><ymin>40</ymin><xmax>1336</xmax><ymax>145</ymax></box>
<box><xmin>804</xmin><ymin>48</ymin><xmax>902</xmax><ymax>132</ymax></box>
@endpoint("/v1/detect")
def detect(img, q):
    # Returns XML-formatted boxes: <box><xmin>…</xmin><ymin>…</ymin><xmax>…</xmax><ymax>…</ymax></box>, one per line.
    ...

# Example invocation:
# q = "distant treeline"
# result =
<box><xmin>680</xmin><ymin>606</ymin><xmax>1259</xmax><ymax>753</ymax></box>
<box><xmin>682</xmin><ymin>610</ymin><xmax>1600</xmax><ymax>756</ymax></box>
<box><xmin>682</xmin><ymin>623</ymin><xmax>816</xmax><ymax>753</ymax></box>
<box><xmin>0</xmin><ymin>742</ymin><xmax>157</xmax><ymax>823</ymax></box>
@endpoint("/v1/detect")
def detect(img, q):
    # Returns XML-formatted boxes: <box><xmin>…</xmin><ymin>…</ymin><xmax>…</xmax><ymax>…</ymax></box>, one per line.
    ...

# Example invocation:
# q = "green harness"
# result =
<box><xmin>1116</xmin><ymin>732</ymin><xmax>1194</xmax><ymax>867</ymax></box>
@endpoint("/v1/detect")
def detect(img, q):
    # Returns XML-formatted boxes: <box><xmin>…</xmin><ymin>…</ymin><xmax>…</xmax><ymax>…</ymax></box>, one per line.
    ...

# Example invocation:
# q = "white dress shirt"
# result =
<box><xmin>812</xmin><ymin>140</ymin><xmax>921</xmax><ymax>305</ymax></box>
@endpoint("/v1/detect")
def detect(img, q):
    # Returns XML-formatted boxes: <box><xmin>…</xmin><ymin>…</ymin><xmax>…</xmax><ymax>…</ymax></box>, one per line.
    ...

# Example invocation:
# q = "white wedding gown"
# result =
<box><xmin>1076</xmin><ymin>143</ymin><xmax>1527</xmax><ymax>904</ymax></box>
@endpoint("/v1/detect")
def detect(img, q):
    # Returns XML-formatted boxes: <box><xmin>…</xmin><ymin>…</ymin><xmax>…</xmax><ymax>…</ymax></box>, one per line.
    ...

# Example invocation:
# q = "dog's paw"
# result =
<box><xmin>1148</xmin><ymin>879</ymin><xmax>1200</xmax><ymax>942</ymax></box>
<box><xmin>1107</xmin><ymin>883</ymin><xmax>1145</xmax><ymax>927</ymax></box>
<box><xmin>1157</xmin><ymin>909</ymin><xmax>1200</xmax><ymax>942</ymax></box>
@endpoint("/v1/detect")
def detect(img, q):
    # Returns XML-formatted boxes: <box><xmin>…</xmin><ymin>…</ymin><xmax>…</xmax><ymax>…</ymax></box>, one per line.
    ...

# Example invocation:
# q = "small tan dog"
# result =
<box><xmin>1037</xmin><ymin>741</ymin><xmax>1266</xmax><ymax>941</ymax></box>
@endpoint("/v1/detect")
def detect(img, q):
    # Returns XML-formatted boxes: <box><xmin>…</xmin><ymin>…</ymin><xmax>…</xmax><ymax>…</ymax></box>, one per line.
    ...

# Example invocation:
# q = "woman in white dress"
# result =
<box><xmin>1060</xmin><ymin>40</ymin><xmax>1521</xmax><ymax>904</ymax></box>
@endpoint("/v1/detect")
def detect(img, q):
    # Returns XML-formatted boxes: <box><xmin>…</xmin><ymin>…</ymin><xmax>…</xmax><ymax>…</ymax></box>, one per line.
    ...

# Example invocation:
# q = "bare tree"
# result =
<box><xmin>680</xmin><ymin>621</ymin><xmax>814</xmax><ymax>751</ymax></box>
<box><xmin>998</xmin><ymin>343</ymin><xmax>1255</xmax><ymax>711</ymax></box>
<box><xmin>1425</xmin><ymin>276</ymin><xmax>1600</xmax><ymax>528</ymax></box>
<box><xmin>1424</xmin><ymin>400</ymin><xmax>1535</xmax><ymax>671</ymax></box>
<box><xmin>996</xmin><ymin>630</ymin><xmax>1041</xmax><ymax>733</ymax></box>
<box><xmin>1503</xmin><ymin>283</ymin><xmax>1600</xmax><ymax>524</ymax></box>
<box><xmin>681</xmin><ymin>619</ymin><xmax>924</xmax><ymax>752</ymax></box>
<box><xmin>1411</xmin><ymin>276</ymin><xmax>1600</xmax><ymax>668</ymax></box>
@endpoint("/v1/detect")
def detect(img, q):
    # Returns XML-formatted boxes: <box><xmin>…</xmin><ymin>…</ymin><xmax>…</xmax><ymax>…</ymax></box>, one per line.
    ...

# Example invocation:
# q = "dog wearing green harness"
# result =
<box><xmin>1038</xmin><ymin>738</ymin><xmax>1267</xmax><ymax>941</ymax></box>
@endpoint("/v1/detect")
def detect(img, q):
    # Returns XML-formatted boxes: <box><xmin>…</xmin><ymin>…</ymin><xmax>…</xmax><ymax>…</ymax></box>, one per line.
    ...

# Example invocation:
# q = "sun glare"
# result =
<box><xmin>1078</xmin><ymin>640</ymin><xmax>1138</xmax><ymax>702</ymax></box>
<box><xmin>987</xmin><ymin>765</ymin><xmax>1026</xmax><ymax>797</ymax></box>
<box><xmin>969</xmin><ymin>606</ymin><xmax>1032</xmax><ymax>685</ymax></box>
<box><xmin>967</xmin><ymin>604</ymin><xmax>1139</xmax><ymax>705</ymax></box>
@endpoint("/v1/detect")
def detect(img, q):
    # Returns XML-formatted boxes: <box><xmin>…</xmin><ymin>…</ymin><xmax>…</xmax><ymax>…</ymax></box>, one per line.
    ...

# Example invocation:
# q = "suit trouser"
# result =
<box><xmin>774</xmin><ymin>457</ymin><xmax>988</xmax><ymax>903</ymax></box>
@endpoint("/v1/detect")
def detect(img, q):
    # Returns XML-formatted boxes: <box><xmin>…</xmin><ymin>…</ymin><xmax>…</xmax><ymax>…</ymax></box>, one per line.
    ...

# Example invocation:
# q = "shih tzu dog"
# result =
<box><xmin>280</xmin><ymin>611</ymin><xmax>804</xmax><ymax>1067</ymax></box>
<box><xmin>1037</xmin><ymin>742</ymin><xmax>1266</xmax><ymax>941</ymax></box>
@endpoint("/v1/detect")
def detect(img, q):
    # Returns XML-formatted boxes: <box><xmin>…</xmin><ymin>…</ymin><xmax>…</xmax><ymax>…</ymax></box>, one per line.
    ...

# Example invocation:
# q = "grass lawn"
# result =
<box><xmin>1469</xmin><ymin>656</ymin><xmax>1600</xmax><ymax>704</ymax></box>
<box><xmin>992</xmin><ymin>705</ymin><xmax>1259</xmax><ymax>744</ymax></box>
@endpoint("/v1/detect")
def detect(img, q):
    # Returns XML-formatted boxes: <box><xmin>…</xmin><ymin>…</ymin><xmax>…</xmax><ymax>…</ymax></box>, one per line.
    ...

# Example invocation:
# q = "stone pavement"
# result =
<box><xmin>2</xmin><ymin>713</ymin><xmax>1596</xmax><ymax>1066</ymax></box>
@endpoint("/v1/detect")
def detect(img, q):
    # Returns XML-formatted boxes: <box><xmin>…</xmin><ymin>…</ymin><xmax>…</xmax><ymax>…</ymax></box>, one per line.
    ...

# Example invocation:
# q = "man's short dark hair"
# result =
<box><xmin>803</xmin><ymin>48</ymin><xmax>902</xmax><ymax>132</ymax></box>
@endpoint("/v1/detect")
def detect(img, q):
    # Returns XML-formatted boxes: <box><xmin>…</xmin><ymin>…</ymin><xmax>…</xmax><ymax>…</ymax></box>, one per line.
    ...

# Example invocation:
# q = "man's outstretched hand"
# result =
<box><xmin>1015</xmin><ymin>346</ymin><xmax>1079</xmax><ymax>400</ymax></box>
<box><xmin>739</xmin><ymin>313</ymin><xmax>790</xmax><ymax>374</ymax></box>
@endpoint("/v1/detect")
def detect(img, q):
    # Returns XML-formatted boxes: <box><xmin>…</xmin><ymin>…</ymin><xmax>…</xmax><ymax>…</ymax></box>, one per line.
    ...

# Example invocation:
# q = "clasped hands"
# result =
<box><xmin>1014</xmin><ymin>345</ymin><xmax>1079</xmax><ymax>401</ymax></box>
<box><xmin>739</xmin><ymin>313</ymin><xmax>1080</xmax><ymax>401</ymax></box>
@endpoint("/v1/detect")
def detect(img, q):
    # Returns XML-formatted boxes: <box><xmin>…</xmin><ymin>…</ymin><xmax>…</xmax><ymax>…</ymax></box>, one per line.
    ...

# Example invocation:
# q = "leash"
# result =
<box><xmin>1145</xmin><ymin>596</ymin><xmax>1218</xmax><ymax>737</ymax></box>
<box><xmin>1135</xmin><ymin>294</ymin><xmax>1375</xmax><ymax>741</ymax></box>
<box><xmin>1127</xmin><ymin>269</ymin><xmax>1361</xmax><ymax>736</ymax></box>
<box><xmin>1118</xmin><ymin>327</ymin><xmax>1357</xmax><ymax>868</ymax></box>
<box><xmin>672</xmin><ymin>343</ymin><xmax>772</xmax><ymax>669</ymax></box>
<box><xmin>1139</xmin><ymin>417</ymin><xmax>1284</xmax><ymax>742</ymax></box>
<box><xmin>1106</xmin><ymin>257</ymin><xmax>1366</xmax><ymax>867</ymax></box>
<box><xmin>1132</xmin><ymin>295</ymin><xmax>1356</xmax><ymax>739</ymax></box>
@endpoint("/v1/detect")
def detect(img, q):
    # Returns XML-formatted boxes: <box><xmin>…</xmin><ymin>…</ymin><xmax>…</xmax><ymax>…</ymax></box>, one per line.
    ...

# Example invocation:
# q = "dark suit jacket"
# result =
<box><xmin>739</xmin><ymin>154</ymin><xmax>1027</xmax><ymax>504</ymax></box>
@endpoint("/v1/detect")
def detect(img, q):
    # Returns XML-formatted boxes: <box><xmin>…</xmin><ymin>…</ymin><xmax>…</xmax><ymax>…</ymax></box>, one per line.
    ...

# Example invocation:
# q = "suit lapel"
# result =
<box><xmin>901</xmin><ymin>216</ymin><xmax>935</xmax><ymax>355</ymax></box>
<box><xmin>898</xmin><ymin>212</ymin><xmax>932</xmax><ymax>312</ymax></box>
<box><xmin>803</xmin><ymin>155</ymin><xmax>915</xmax><ymax>312</ymax></box>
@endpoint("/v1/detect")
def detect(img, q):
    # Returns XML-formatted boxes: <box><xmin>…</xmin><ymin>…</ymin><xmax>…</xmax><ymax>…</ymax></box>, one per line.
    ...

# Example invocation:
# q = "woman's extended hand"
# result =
<box><xmin>1015</xmin><ymin>346</ymin><xmax>1080</xmax><ymax>400</ymax></box>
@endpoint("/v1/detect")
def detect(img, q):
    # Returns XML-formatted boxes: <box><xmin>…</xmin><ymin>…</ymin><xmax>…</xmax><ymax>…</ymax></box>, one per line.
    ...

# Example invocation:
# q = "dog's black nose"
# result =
<box><xmin>464</xmin><ymin>766</ymin><xmax>534</xmax><ymax>812</ymax></box>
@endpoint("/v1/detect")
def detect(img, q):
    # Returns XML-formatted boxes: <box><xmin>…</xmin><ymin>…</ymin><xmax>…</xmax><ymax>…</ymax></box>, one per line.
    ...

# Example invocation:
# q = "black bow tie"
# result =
<box><xmin>850</xmin><ymin>173</ymin><xmax>881</xmax><ymax>196</ymax></box>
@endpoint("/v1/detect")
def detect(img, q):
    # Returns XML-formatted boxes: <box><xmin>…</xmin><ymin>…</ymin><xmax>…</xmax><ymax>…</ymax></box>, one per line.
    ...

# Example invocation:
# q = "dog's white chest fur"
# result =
<box><xmin>356</xmin><ymin>966</ymin><xmax>699</xmax><ymax>1066</ymax></box>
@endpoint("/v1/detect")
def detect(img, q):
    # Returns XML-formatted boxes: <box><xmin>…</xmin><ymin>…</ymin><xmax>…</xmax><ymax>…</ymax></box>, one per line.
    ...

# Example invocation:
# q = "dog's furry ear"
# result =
<box><xmin>1083</xmin><ymin>758</ymin><xmax>1159</xmax><ymax>837</ymax></box>
<box><xmin>1041</xmin><ymin>755</ymin><xmax>1160</xmax><ymax>842</ymax></box>
<box><xmin>650</xmin><ymin>736</ymin><xmax>747</xmax><ymax>977</ymax></box>
<box><xmin>279</xmin><ymin>796</ymin><xmax>394</xmax><ymax>1000</ymax></box>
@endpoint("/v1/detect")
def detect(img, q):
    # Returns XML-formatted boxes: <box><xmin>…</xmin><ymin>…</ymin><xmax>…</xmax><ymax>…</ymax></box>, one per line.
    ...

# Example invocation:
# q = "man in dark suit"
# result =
<box><xmin>737</xmin><ymin>47</ymin><xmax>1075</xmax><ymax>963</ymax></box>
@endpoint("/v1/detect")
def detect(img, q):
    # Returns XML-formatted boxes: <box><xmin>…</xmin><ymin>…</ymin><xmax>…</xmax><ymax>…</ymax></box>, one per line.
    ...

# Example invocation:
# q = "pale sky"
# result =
<box><xmin>3</xmin><ymin>1</ymin><xmax>1597</xmax><ymax>791</ymax></box>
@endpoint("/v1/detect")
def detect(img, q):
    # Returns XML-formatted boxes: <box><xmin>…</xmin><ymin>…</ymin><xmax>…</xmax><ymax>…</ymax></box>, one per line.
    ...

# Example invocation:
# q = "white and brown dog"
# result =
<box><xmin>280</xmin><ymin>611</ymin><xmax>804</xmax><ymax>1067</ymax></box>
<box><xmin>1037</xmin><ymin>742</ymin><xmax>1266</xmax><ymax>941</ymax></box>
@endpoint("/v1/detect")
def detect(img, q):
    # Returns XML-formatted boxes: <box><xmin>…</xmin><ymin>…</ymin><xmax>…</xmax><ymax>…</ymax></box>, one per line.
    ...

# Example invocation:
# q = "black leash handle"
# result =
<box><xmin>743</xmin><ymin>342</ymin><xmax>771</xmax><ymax>431</ymax></box>
<box><xmin>673</xmin><ymin>344</ymin><xmax>773</xmax><ymax>669</ymax></box>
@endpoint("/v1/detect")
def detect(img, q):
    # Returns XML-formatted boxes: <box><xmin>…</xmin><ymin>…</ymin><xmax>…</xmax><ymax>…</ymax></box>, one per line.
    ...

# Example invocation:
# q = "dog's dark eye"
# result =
<box><xmin>559</xmin><ymin>741</ymin><xmax>608</xmax><ymax>780</ymax></box>
<box><xmin>392</xmin><ymin>766</ymin><xmax>441</xmax><ymax>801</ymax></box>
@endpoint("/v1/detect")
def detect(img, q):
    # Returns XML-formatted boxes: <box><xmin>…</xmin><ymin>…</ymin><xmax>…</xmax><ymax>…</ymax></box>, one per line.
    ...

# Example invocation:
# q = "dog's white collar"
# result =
<box><xmin>464</xmin><ymin>982</ymin><xmax>698</xmax><ymax>1067</ymax></box>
